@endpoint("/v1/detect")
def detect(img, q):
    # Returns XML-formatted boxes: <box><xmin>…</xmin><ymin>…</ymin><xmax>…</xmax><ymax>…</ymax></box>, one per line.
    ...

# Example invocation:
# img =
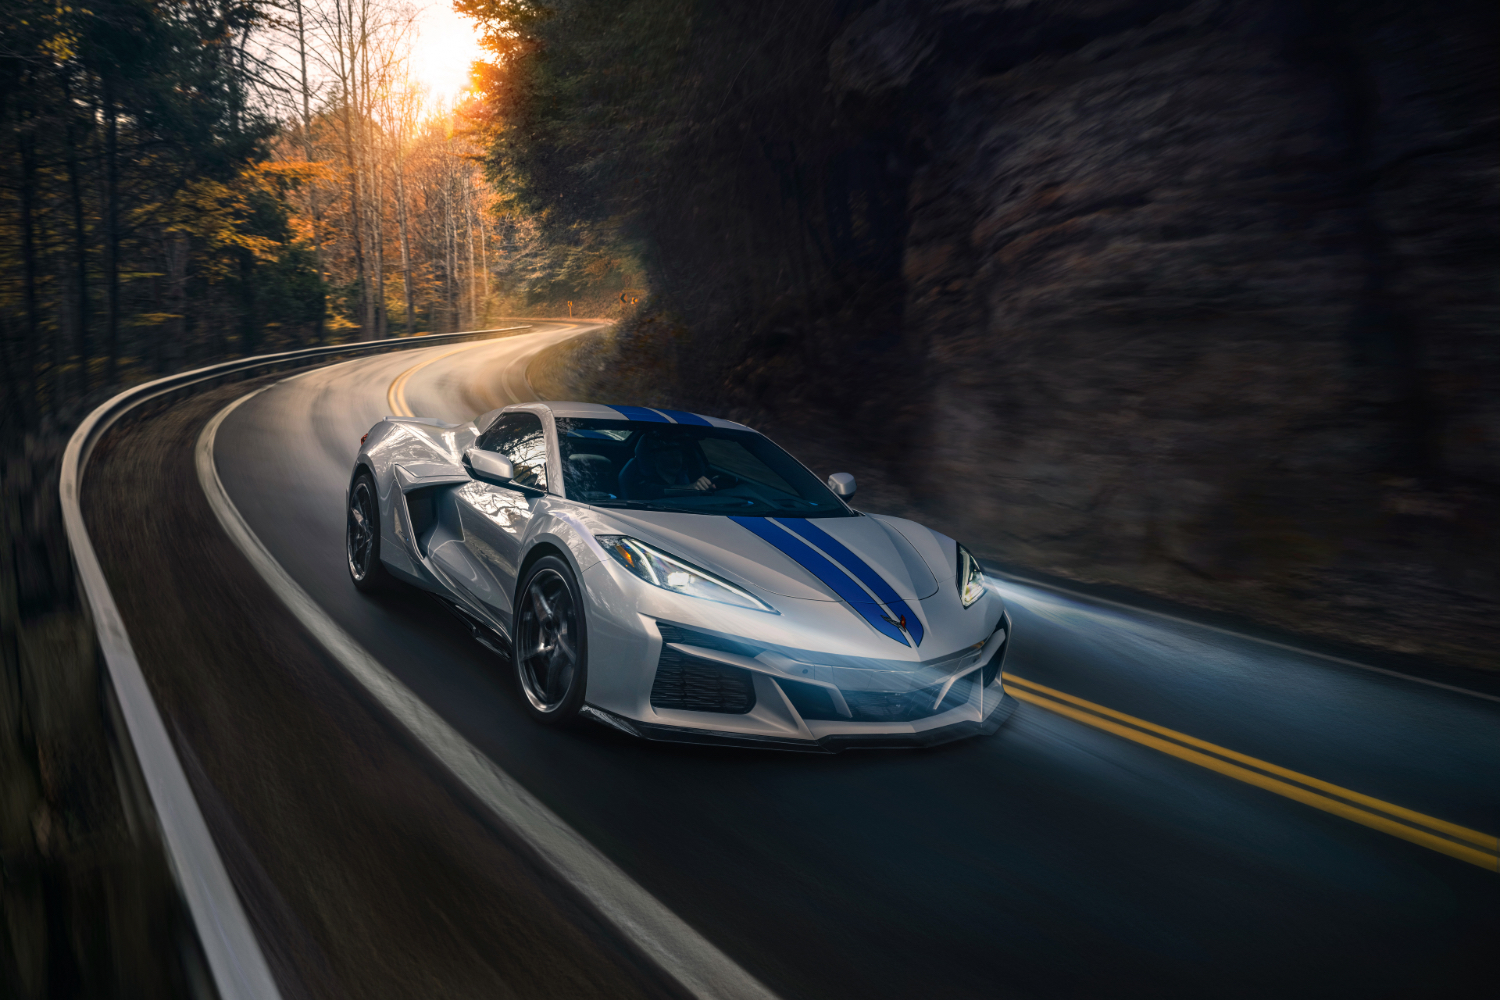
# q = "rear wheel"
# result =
<box><xmin>346</xmin><ymin>471</ymin><xmax>391</xmax><ymax>592</ymax></box>
<box><xmin>514</xmin><ymin>555</ymin><xmax>588</xmax><ymax>724</ymax></box>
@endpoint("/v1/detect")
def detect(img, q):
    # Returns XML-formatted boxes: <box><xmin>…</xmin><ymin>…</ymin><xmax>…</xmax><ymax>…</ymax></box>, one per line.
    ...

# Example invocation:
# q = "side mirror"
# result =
<box><xmin>464</xmin><ymin>447</ymin><xmax>515</xmax><ymax>483</ymax></box>
<box><xmin>827</xmin><ymin>472</ymin><xmax>856</xmax><ymax>499</ymax></box>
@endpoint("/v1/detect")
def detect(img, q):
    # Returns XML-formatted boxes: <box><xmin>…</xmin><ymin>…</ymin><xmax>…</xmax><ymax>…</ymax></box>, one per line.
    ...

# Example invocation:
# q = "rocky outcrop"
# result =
<box><xmin>834</xmin><ymin>0</ymin><xmax>1497</xmax><ymax>664</ymax></box>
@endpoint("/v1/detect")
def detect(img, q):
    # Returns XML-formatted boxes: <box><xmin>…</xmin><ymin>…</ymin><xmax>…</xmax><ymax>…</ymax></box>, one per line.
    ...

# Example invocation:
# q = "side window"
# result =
<box><xmin>477</xmin><ymin>412</ymin><xmax>548</xmax><ymax>490</ymax></box>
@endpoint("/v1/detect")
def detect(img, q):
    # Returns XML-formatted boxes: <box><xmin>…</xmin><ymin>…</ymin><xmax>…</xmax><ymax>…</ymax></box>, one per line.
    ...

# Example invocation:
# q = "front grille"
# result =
<box><xmin>650</xmin><ymin>622</ymin><xmax>756</xmax><ymax>714</ymax></box>
<box><xmin>780</xmin><ymin>618</ymin><xmax>1008</xmax><ymax>723</ymax></box>
<box><xmin>782</xmin><ymin>675</ymin><xmax>977</xmax><ymax>722</ymax></box>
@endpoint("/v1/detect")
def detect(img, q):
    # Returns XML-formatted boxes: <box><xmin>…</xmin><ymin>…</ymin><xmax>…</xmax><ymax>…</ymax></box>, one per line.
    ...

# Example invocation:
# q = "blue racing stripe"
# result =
<box><xmin>731</xmin><ymin>517</ymin><xmax>910</xmax><ymax>646</ymax></box>
<box><xmin>778</xmin><ymin>520</ymin><xmax>925</xmax><ymax>646</ymax></box>
<box><xmin>654</xmin><ymin>409</ymin><xmax>712</xmax><ymax>426</ymax></box>
<box><xmin>604</xmin><ymin>404</ymin><xmax>669</xmax><ymax>423</ymax></box>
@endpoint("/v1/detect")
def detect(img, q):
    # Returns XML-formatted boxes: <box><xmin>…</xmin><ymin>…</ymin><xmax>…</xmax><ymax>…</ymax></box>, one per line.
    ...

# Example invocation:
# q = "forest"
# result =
<box><xmin>0</xmin><ymin>0</ymin><xmax>642</xmax><ymax>439</ymax></box>
<box><xmin>0</xmin><ymin>5</ymin><xmax>630</xmax><ymax>987</ymax></box>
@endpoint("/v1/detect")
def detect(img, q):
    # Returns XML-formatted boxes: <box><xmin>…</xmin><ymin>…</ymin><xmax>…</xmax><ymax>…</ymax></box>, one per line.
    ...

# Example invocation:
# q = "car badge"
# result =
<box><xmin>881</xmin><ymin>613</ymin><xmax>909</xmax><ymax>632</ymax></box>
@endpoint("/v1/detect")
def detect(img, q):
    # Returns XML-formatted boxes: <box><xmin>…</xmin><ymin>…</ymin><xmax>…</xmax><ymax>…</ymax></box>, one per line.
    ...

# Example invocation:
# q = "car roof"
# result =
<box><xmin>518</xmin><ymin>400</ymin><xmax>754</xmax><ymax>432</ymax></box>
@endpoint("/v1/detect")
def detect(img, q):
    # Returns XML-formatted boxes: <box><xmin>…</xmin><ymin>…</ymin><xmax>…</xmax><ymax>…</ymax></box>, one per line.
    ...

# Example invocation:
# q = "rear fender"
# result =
<box><xmin>353</xmin><ymin>417</ymin><xmax>460</xmax><ymax>580</ymax></box>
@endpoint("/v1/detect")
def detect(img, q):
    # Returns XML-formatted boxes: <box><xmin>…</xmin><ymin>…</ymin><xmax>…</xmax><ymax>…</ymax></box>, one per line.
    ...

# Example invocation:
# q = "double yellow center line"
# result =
<box><xmin>387</xmin><ymin>344</ymin><xmax>486</xmax><ymax>417</ymax></box>
<box><xmin>1003</xmin><ymin>673</ymin><xmax>1498</xmax><ymax>871</ymax></box>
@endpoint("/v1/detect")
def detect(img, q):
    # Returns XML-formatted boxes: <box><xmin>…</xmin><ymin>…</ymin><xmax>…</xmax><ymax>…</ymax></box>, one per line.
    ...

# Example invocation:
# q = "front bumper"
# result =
<box><xmin>579</xmin><ymin>550</ymin><xmax>1013</xmax><ymax>748</ymax></box>
<box><xmin>581</xmin><ymin>609</ymin><xmax>1014</xmax><ymax>751</ymax></box>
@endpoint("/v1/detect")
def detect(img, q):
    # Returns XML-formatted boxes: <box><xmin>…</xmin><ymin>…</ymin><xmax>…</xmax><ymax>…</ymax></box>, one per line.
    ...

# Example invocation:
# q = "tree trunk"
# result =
<box><xmin>102</xmin><ymin>77</ymin><xmax>121</xmax><ymax>387</ymax></box>
<box><xmin>372</xmin><ymin>139</ymin><xmax>386</xmax><ymax>340</ymax></box>
<box><xmin>465</xmin><ymin>195</ymin><xmax>477</xmax><ymax>327</ymax></box>
<box><xmin>336</xmin><ymin>0</ymin><xmax>370</xmax><ymax>341</ymax></box>
<box><xmin>63</xmin><ymin>94</ymin><xmax>92</xmax><ymax>393</ymax></box>
<box><xmin>294</xmin><ymin>0</ymin><xmax>325</xmax><ymax>343</ymax></box>
<box><xmin>346</xmin><ymin>122</ymin><xmax>369</xmax><ymax>340</ymax></box>
<box><xmin>396</xmin><ymin>154</ymin><xmax>415</xmax><ymax>335</ymax></box>
<box><xmin>479</xmin><ymin>211</ymin><xmax>489</xmax><ymax>317</ymax></box>
<box><xmin>355</xmin><ymin>11</ymin><xmax>375</xmax><ymax>341</ymax></box>
<box><xmin>238</xmin><ymin>251</ymin><xmax>258</xmax><ymax>355</ymax></box>
<box><xmin>19</xmin><ymin>125</ymin><xmax>41</xmax><ymax>424</ymax></box>
<box><xmin>165</xmin><ymin>235</ymin><xmax>189</xmax><ymax>372</ymax></box>
<box><xmin>0</xmin><ymin>312</ymin><xmax>25</xmax><ymax>430</ymax></box>
<box><xmin>444</xmin><ymin>164</ymin><xmax>457</xmax><ymax>331</ymax></box>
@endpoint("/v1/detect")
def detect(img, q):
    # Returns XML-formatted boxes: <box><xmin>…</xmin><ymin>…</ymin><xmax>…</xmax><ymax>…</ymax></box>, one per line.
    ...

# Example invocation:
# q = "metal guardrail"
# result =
<box><xmin>58</xmin><ymin>325</ymin><xmax>532</xmax><ymax>1000</ymax></box>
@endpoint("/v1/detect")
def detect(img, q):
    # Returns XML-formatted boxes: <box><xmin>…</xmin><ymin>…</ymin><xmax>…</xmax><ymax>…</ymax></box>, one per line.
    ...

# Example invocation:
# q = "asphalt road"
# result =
<box><xmin>203</xmin><ymin>324</ymin><xmax>1499</xmax><ymax>999</ymax></box>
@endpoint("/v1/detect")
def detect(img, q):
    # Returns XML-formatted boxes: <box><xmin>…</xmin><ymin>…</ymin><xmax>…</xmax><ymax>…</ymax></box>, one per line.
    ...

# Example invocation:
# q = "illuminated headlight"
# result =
<box><xmin>956</xmin><ymin>543</ymin><xmax>986</xmax><ymax>608</ymax></box>
<box><xmin>596</xmin><ymin>535</ymin><xmax>777</xmax><ymax>613</ymax></box>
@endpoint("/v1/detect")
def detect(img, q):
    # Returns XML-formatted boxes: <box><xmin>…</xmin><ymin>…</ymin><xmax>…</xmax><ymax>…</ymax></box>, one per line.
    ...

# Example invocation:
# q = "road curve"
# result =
<box><xmin>119</xmin><ymin>324</ymin><xmax>1500</xmax><ymax>997</ymax></box>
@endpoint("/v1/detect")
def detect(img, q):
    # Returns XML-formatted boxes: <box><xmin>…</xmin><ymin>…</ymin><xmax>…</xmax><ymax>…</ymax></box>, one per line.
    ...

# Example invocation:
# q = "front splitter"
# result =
<box><xmin>580</xmin><ymin>693</ymin><xmax>1017</xmax><ymax>754</ymax></box>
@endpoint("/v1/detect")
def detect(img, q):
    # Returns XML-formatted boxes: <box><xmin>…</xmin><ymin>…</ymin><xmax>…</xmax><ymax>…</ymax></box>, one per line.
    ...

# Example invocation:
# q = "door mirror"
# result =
<box><xmin>464</xmin><ymin>447</ymin><xmax>515</xmax><ymax>484</ymax></box>
<box><xmin>826</xmin><ymin>472</ymin><xmax>856</xmax><ymax>499</ymax></box>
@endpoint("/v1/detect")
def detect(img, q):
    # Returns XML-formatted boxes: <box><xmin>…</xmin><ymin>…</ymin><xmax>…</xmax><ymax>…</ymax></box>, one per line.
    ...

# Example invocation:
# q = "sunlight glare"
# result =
<box><xmin>409</xmin><ymin>2</ymin><xmax>486</xmax><ymax>110</ymax></box>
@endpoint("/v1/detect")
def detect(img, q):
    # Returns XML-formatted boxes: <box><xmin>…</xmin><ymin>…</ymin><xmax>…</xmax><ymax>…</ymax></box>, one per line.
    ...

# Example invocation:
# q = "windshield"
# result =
<box><xmin>556</xmin><ymin>418</ymin><xmax>853</xmax><ymax>518</ymax></box>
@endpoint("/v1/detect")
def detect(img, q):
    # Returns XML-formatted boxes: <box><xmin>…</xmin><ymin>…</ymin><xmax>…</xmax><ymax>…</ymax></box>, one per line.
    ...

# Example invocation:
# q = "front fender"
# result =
<box><xmin>520</xmin><ymin>504</ymin><xmax>606</xmax><ymax>591</ymax></box>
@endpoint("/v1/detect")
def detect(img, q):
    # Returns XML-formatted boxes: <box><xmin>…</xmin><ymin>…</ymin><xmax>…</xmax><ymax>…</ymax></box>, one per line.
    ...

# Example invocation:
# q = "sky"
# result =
<box><xmin>408</xmin><ymin>2</ymin><xmax>487</xmax><ymax>110</ymax></box>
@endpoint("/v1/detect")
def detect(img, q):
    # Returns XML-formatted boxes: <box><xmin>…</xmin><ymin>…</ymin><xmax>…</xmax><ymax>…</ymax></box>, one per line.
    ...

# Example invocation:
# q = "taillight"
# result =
<box><xmin>360</xmin><ymin>433</ymin><xmax>368</xmax><ymax>446</ymax></box>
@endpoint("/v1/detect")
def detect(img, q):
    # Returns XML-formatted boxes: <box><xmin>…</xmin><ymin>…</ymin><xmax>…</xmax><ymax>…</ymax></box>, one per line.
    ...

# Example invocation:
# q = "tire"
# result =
<box><xmin>513</xmin><ymin>555</ymin><xmax>588</xmax><ymax>724</ymax></box>
<box><xmin>346</xmin><ymin>470</ymin><xmax>392</xmax><ymax>593</ymax></box>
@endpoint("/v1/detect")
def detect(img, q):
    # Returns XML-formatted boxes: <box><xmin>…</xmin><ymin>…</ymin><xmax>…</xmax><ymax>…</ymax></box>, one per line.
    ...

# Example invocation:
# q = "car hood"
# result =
<box><xmin>589</xmin><ymin>510</ymin><xmax>939</xmax><ymax>604</ymax></box>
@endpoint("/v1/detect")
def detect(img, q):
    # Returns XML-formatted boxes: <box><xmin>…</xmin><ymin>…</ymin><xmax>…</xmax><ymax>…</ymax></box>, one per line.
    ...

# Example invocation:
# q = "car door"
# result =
<box><xmin>453</xmin><ymin>411</ymin><xmax>550</xmax><ymax>618</ymax></box>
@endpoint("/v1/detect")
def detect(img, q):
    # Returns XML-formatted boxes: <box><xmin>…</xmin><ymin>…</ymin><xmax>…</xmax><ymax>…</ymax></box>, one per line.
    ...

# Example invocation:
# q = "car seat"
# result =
<box><xmin>566</xmin><ymin>453</ymin><xmax>618</xmax><ymax>499</ymax></box>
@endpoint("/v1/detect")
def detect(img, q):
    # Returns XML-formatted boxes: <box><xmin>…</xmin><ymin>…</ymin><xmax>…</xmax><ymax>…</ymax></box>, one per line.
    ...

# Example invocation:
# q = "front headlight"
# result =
<box><xmin>596</xmin><ymin>535</ymin><xmax>777</xmax><ymax>614</ymax></box>
<box><xmin>956</xmin><ymin>543</ymin><xmax>985</xmax><ymax>608</ymax></box>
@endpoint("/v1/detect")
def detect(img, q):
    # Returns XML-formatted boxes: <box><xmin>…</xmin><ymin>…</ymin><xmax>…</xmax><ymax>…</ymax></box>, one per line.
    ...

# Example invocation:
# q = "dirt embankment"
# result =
<box><xmin>2</xmin><ymin>426</ymin><xmax>203</xmax><ymax>998</ymax></box>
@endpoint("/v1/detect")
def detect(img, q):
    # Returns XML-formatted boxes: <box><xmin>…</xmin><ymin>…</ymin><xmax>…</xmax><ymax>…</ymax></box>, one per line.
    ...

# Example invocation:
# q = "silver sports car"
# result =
<box><xmin>347</xmin><ymin>401</ymin><xmax>1012</xmax><ymax>751</ymax></box>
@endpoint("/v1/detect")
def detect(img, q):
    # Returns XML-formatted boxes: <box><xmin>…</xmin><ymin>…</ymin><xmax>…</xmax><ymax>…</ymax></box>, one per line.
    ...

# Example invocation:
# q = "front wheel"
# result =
<box><xmin>514</xmin><ymin>555</ymin><xmax>588</xmax><ymax>724</ymax></box>
<box><xmin>347</xmin><ymin>471</ymin><xmax>392</xmax><ymax>592</ymax></box>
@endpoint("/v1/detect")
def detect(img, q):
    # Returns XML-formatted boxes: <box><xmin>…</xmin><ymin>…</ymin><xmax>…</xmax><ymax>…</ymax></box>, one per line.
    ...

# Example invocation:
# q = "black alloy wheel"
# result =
<box><xmin>514</xmin><ymin>555</ymin><xmax>588</xmax><ymax>723</ymax></box>
<box><xmin>347</xmin><ymin>471</ymin><xmax>391</xmax><ymax>592</ymax></box>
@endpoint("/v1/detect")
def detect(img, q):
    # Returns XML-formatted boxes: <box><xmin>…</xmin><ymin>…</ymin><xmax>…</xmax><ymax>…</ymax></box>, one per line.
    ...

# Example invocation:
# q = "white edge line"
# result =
<box><xmin>196</xmin><ymin>386</ymin><xmax>781</xmax><ymax>1000</ymax></box>
<box><xmin>986</xmin><ymin>570</ymin><xmax>1500</xmax><ymax>704</ymax></box>
<box><xmin>53</xmin><ymin>324</ymin><xmax>545</xmax><ymax>1000</ymax></box>
<box><xmin>61</xmin><ymin>434</ymin><xmax>282</xmax><ymax>996</ymax></box>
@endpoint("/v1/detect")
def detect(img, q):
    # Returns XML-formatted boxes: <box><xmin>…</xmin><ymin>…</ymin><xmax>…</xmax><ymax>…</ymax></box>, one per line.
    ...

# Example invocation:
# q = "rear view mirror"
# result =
<box><xmin>827</xmin><ymin>472</ymin><xmax>856</xmax><ymax>499</ymax></box>
<box><xmin>464</xmin><ymin>447</ymin><xmax>515</xmax><ymax>483</ymax></box>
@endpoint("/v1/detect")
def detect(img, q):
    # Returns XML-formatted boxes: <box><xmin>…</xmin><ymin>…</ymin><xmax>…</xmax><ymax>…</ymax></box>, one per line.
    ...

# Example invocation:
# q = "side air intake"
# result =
<box><xmin>650</xmin><ymin>622</ymin><xmax>757</xmax><ymax>714</ymax></box>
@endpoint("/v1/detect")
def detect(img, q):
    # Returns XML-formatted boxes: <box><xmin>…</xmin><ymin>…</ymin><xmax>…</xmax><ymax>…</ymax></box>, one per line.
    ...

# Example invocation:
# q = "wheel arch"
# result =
<box><xmin>349</xmin><ymin>457</ymin><xmax>377</xmax><ymax>491</ymax></box>
<box><xmin>516</xmin><ymin>541</ymin><xmax>575</xmax><ymax>602</ymax></box>
<box><xmin>513</xmin><ymin>540</ymin><xmax>593</xmax><ymax>717</ymax></box>
<box><xmin>349</xmin><ymin>459</ymin><xmax>411</xmax><ymax>580</ymax></box>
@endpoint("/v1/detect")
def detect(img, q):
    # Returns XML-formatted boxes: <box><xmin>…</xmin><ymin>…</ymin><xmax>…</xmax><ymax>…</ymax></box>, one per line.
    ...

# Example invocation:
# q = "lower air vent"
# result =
<box><xmin>981</xmin><ymin>617</ymin><xmax>1010</xmax><ymax>688</ymax></box>
<box><xmin>650</xmin><ymin>623</ymin><xmax>756</xmax><ymax>714</ymax></box>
